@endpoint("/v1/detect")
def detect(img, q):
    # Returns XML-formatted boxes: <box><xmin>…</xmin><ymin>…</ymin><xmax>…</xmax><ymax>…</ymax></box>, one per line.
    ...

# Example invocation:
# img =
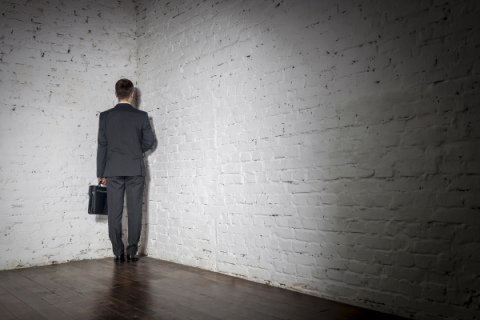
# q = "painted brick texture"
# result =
<box><xmin>136</xmin><ymin>0</ymin><xmax>480</xmax><ymax>319</ymax></box>
<box><xmin>1</xmin><ymin>0</ymin><xmax>479</xmax><ymax>319</ymax></box>
<box><xmin>0</xmin><ymin>0</ymin><xmax>137</xmax><ymax>269</ymax></box>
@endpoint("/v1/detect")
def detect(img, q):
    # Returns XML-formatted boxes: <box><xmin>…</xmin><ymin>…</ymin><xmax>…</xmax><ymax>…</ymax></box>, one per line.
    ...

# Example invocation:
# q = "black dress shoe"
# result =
<box><xmin>114</xmin><ymin>254</ymin><xmax>125</xmax><ymax>262</ymax></box>
<box><xmin>127</xmin><ymin>255</ymin><xmax>139</xmax><ymax>262</ymax></box>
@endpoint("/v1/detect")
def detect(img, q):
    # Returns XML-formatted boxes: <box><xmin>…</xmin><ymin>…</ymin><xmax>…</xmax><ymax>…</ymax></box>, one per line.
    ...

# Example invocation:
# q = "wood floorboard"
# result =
<box><xmin>0</xmin><ymin>270</ymin><xmax>73</xmax><ymax>320</ymax></box>
<box><xmin>150</xmin><ymin>276</ymin><xmax>298</xmax><ymax>320</ymax></box>
<box><xmin>52</xmin><ymin>259</ymin><xmax>279</xmax><ymax>320</ymax></box>
<box><xmin>143</xmin><ymin>260</ymin><xmax>402</xmax><ymax>320</ymax></box>
<box><xmin>0</xmin><ymin>301</ymin><xmax>17</xmax><ymax>320</ymax></box>
<box><xmin>0</xmin><ymin>283</ymin><xmax>8</xmax><ymax>295</ymax></box>
<box><xmin>95</xmin><ymin>263</ymin><xmax>231</xmax><ymax>317</ymax></box>
<box><xmin>83</xmin><ymin>259</ymin><xmax>225</xmax><ymax>319</ymax></box>
<box><xmin>148</xmin><ymin>282</ymin><xmax>249</xmax><ymax>320</ymax></box>
<box><xmin>0</xmin><ymin>292</ymin><xmax>47</xmax><ymax>319</ymax></box>
<box><xmin>15</xmin><ymin>267</ymin><xmax>98</xmax><ymax>304</ymax></box>
<box><xmin>141</xmin><ymin>258</ymin><xmax>327</xmax><ymax>316</ymax></box>
<box><xmin>64</xmin><ymin>261</ymin><xmax>191</xmax><ymax>319</ymax></box>
<box><xmin>0</xmin><ymin>257</ymin><xmax>410</xmax><ymax>320</ymax></box>
<box><xmin>14</xmin><ymin>266</ymin><xmax>129</xmax><ymax>320</ymax></box>
<box><xmin>41</xmin><ymin>260</ymin><xmax>196</xmax><ymax>320</ymax></box>
<box><xmin>116</xmin><ymin>259</ymin><xmax>333</xmax><ymax>320</ymax></box>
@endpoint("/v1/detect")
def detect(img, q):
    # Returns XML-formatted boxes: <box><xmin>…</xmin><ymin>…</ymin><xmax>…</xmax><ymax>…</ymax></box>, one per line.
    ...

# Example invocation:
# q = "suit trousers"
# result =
<box><xmin>107</xmin><ymin>176</ymin><xmax>145</xmax><ymax>256</ymax></box>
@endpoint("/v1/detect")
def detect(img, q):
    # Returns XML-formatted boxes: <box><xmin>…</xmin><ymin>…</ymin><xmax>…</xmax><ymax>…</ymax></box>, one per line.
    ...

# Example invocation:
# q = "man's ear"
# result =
<box><xmin>115</xmin><ymin>91</ymin><xmax>118</xmax><ymax>98</ymax></box>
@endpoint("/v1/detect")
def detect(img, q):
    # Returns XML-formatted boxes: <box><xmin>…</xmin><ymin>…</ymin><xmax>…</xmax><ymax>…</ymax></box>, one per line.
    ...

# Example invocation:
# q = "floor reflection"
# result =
<box><xmin>95</xmin><ymin>261</ymin><xmax>154</xmax><ymax>319</ymax></box>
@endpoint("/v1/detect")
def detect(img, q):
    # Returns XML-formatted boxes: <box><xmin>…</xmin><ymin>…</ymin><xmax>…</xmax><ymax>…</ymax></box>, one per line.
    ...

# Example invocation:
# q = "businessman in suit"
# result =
<box><xmin>97</xmin><ymin>79</ymin><xmax>155</xmax><ymax>262</ymax></box>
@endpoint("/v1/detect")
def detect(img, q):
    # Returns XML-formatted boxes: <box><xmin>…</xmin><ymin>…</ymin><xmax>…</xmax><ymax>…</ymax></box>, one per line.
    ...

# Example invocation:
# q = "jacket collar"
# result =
<box><xmin>114</xmin><ymin>103</ymin><xmax>134</xmax><ymax>108</ymax></box>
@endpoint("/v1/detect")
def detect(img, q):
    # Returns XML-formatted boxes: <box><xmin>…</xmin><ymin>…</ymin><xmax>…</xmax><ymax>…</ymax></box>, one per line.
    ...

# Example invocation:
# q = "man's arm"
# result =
<box><xmin>141</xmin><ymin>113</ymin><xmax>156</xmax><ymax>153</ymax></box>
<box><xmin>96</xmin><ymin>113</ymin><xmax>107</xmax><ymax>178</ymax></box>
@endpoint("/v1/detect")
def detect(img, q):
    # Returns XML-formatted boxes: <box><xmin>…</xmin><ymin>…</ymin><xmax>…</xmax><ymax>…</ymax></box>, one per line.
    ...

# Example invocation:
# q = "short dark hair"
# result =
<box><xmin>115</xmin><ymin>79</ymin><xmax>134</xmax><ymax>100</ymax></box>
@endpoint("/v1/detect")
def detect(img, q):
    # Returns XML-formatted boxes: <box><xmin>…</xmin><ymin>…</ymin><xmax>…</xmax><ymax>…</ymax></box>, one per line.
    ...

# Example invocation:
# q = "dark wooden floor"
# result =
<box><xmin>0</xmin><ymin>257</ymin><xmax>408</xmax><ymax>320</ymax></box>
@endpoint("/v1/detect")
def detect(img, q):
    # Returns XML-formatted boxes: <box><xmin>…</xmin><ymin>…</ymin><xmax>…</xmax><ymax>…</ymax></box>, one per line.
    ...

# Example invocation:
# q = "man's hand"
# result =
<box><xmin>98</xmin><ymin>177</ymin><xmax>106</xmax><ymax>185</ymax></box>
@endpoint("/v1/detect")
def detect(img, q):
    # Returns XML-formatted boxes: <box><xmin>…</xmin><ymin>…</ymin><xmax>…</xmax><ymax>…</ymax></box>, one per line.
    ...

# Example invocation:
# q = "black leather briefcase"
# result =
<box><xmin>88</xmin><ymin>183</ymin><xmax>108</xmax><ymax>215</ymax></box>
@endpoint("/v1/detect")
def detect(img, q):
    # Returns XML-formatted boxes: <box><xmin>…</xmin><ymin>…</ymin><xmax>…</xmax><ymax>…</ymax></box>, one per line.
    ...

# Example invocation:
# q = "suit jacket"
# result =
<box><xmin>97</xmin><ymin>103</ymin><xmax>155</xmax><ymax>178</ymax></box>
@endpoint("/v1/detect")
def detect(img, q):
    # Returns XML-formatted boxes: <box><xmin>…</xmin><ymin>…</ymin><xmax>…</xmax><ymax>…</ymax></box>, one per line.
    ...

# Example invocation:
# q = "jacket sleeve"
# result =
<box><xmin>141</xmin><ymin>113</ymin><xmax>156</xmax><ymax>153</ymax></box>
<box><xmin>96</xmin><ymin>113</ymin><xmax>107</xmax><ymax>177</ymax></box>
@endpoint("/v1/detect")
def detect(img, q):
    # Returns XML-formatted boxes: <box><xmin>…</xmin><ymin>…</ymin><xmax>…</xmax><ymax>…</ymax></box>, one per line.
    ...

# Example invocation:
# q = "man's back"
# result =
<box><xmin>97</xmin><ymin>103</ymin><xmax>155</xmax><ymax>178</ymax></box>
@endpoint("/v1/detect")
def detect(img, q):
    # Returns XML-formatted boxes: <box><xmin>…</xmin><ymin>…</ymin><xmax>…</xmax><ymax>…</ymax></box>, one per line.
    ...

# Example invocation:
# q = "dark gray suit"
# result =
<box><xmin>97</xmin><ymin>103</ymin><xmax>155</xmax><ymax>256</ymax></box>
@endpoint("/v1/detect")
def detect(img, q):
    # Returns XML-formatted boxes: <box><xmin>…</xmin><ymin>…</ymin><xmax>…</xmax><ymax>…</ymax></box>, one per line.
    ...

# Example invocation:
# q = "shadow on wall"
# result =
<box><xmin>138</xmin><ymin>87</ymin><xmax>158</xmax><ymax>255</ymax></box>
<box><xmin>327</xmin><ymin>86</ymin><xmax>479</xmax><ymax>317</ymax></box>
<box><xmin>238</xmin><ymin>0</ymin><xmax>479</xmax><ymax>317</ymax></box>
<box><xmin>133</xmin><ymin>87</ymin><xmax>142</xmax><ymax>109</ymax></box>
<box><xmin>316</xmin><ymin>3</ymin><xmax>480</xmax><ymax>317</ymax></box>
<box><xmin>139</xmin><ymin>126</ymin><xmax>156</xmax><ymax>256</ymax></box>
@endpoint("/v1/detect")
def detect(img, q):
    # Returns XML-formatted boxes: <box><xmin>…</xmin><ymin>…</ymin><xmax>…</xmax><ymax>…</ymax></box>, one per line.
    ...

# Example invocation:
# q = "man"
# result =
<box><xmin>97</xmin><ymin>79</ymin><xmax>155</xmax><ymax>262</ymax></box>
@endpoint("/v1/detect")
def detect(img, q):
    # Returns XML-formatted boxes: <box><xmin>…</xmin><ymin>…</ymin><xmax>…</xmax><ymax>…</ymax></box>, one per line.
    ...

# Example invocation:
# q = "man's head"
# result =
<box><xmin>115</xmin><ymin>79</ymin><xmax>134</xmax><ymax>101</ymax></box>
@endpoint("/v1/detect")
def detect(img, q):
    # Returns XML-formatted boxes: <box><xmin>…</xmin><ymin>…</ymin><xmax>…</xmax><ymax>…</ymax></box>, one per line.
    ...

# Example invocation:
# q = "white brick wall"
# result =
<box><xmin>0</xmin><ymin>0</ymin><xmax>137</xmax><ymax>268</ymax></box>
<box><xmin>1</xmin><ymin>0</ymin><xmax>479</xmax><ymax>319</ymax></box>
<box><xmin>136</xmin><ymin>0</ymin><xmax>480</xmax><ymax>319</ymax></box>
